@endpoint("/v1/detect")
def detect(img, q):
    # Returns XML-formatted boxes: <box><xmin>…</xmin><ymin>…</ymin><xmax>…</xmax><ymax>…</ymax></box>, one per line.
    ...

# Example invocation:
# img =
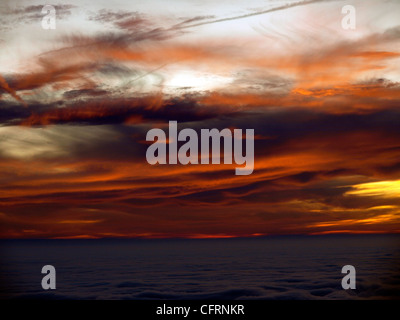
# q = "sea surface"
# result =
<box><xmin>0</xmin><ymin>235</ymin><xmax>399</xmax><ymax>299</ymax></box>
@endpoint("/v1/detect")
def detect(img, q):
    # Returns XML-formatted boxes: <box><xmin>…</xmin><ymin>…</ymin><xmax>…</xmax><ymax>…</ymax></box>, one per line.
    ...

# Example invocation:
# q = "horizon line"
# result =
<box><xmin>1</xmin><ymin>231</ymin><xmax>399</xmax><ymax>240</ymax></box>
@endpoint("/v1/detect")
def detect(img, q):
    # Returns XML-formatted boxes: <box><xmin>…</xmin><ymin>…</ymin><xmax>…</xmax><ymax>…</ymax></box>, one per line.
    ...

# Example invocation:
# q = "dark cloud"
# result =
<box><xmin>6</xmin><ymin>4</ymin><xmax>76</xmax><ymax>22</ymax></box>
<box><xmin>63</xmin><ymin>89</ymin><xmax>109</xmax><ymax>99</ymax></box>
<box><xmin>88</xmin><ymin>9</ymin><xmax>139</xmax><ymax>23</ymax></box>
<box><xmin>85</xmin><ymin>8</ymin><xmax>183</xmax><ymax>41</ymax></box>
<box><xmin>88</xmin><ymin>9</ymin><xmax>147</xmax><ymax>32</ymax></box>
<box><xmin>97</xmin><ymin>63</ymin><xmax>140</xmax><ymax>77</ymax></box>
<box><xmin>12</xmin><ymin>95</ymin><xmax>234</xmax><ymax>126</ymax></box>
<box><xmin>0</xmin><ymin>100</ymin><xmax>37</xmax><ymax>124</ymax></box>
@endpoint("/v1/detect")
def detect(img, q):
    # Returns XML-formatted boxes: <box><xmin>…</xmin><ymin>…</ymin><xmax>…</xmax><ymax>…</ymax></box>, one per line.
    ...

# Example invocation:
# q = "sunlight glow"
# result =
<box><xmin>164</xmin><ymin>71</ymin><xmax>232</xmax><ymax>93</ymax></box>
<box><xmin>346</xmin><ymin>180</ymin><xmax>400</xmax><ymax>198</ymax></box>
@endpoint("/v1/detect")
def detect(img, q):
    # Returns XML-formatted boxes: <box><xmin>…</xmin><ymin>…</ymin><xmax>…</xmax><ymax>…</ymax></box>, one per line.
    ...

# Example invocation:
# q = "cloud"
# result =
<box><xmin>62</xmin><ymin>88</ymin><xmax>109</xmax><ymax>99</ymax></box>
<box><xmin>0</xmin><ymin>74</ymin><xmax>26</xmax><ymax>105</ymax></box>
<box><xmin>25</xmin><ymin>4</ymin><xmax>75</xmax><ymax>19</ymax></box>
<box><xmin>178</xmin><ymin>0</ymin><xmax>326</xmax><ymax>29</ymax></box>
<box><xmin>2</xmin><ymin>4</ymin><xmax>76</xmax><ymax>24</ymax></box>
<box><xmin>88</xmin><ymin>9</ymin><xmax>147</xmax><ymax>32</ymax></box>
<box><xmin>1</xmin><ymin>0</ymin><xmax>400</xmax><ymax>238</ymax></box>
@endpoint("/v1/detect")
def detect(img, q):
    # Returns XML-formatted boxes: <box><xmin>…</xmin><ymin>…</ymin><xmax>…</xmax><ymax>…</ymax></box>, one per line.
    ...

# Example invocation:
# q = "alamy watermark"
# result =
<box><xmin>341</xmin><ymin>5</ymin><xmax>356</xmax><ymax>30</ymax></box>
<box><xmin>41</xmin><ymin>265</ymin><xmax>56</xmax><ymax>290</ymax></box>
<box><xmin>146</xmin><ymin>121</ymin><xmax>254</xmax><ymax>175</ymax></box>
<box><xmin>341</xmin><ymin>265</ymin><xmax>356</xmax><ymax>289</ymax></box>
<box><xmin>41</xmin><ymin>5</ymin><xmax>56</xmax><ymax>30</ymax></box>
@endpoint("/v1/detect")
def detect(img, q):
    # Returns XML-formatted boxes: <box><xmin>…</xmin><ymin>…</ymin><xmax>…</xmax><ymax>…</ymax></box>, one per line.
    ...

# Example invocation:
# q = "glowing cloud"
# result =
<box><xmin>346</xmin><ymin>180</ymin><xmax>400</xmax><ymax>198</ymax></box>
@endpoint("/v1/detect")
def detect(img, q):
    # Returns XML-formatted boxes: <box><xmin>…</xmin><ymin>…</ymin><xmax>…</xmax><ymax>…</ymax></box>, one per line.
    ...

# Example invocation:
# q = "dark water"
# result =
<box><xmin>1</xmin><ymin>235</ymin><xmax>399</xmax><ymax>299</ymax></box>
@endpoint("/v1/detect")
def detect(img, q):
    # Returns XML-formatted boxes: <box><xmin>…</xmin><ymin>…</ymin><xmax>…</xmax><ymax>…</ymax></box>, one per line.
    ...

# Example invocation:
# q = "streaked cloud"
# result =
<box><xmin>1</xmin><ymin>0</ymin><xmax>400</xmax><ymax>238</ymax></box>
<box><xmin>346</xmin><ymin>180</ymin><xmax>400</xmax><ymax>198</ymax></box>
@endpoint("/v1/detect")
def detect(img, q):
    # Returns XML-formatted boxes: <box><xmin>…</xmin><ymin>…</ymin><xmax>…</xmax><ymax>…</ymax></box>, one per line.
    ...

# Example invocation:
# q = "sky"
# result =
<box><xmin>0</xmin><ymin>0</ymin><xmax>400</xmax><ymax>239</ymax></box>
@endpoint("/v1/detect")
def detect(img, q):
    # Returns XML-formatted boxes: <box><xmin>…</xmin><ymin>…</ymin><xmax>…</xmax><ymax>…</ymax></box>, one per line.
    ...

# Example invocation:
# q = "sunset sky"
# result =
<box><xmin>1</xmin><ymin>0</ymin><xmax>400</xmax><ymax>239</ymax></box>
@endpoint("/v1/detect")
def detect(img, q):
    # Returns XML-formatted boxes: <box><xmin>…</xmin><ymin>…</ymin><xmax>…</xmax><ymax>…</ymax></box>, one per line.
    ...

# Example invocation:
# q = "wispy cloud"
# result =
<box><xmin>1</xmin><ymin>0</ymin><xmax>400</xmax><ymax>238</ymax></box>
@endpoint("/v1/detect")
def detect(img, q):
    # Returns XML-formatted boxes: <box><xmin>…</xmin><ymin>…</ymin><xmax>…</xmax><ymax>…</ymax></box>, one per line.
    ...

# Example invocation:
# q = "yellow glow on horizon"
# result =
<box><xmin>346</xmin><ymin>180</ymin><xmax>400</xmax><ymax>198</ymax></box>
<box><xmin>309</xmin><ymin>214</ymin><xmax>399</xmax><ymax>229</ymax></box>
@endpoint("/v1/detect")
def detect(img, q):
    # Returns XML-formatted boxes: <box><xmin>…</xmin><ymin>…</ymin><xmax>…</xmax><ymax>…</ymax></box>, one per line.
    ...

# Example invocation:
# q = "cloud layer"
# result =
<box><xmin>1</xmin><ymin>0</ymin><xmax>400</xmax><ymax>238</ymax></box>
